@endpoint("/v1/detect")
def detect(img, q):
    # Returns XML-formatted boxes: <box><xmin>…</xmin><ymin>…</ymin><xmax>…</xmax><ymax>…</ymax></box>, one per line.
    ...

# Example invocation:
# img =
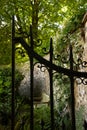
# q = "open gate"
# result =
<box><xmin>11</xmin><ymin>16</ymin><xmax>87</xmax><ymax>130</ymax></box>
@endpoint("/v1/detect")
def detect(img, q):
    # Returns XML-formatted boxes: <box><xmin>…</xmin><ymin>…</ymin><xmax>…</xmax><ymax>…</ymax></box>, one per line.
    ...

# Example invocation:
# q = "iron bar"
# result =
<box><xmin>11</xmin><ymin>16</ymin><xmax>15</xmax><ymax>130</ymax></box>
<box><xmin>62</xmin><ymin>121</ymin><xmax>65</xmax><ymax>130</ymax></box>
<box><xmin>69</xmin><ymin>45</ymin><xmax>76</xmax><ymax>130</ymax></box>
<box><xmin>49</xmin><ymin>38</ymin><xmax>54</xmax><ymax>130</ymax></box>
<box><xmin>30</xmin><ymin>25</ymin><xmax>34</xmax><ymax>130</ymax></box>
<box><xmin>41</xmin><ymin>119</ymin><xmax>45</xmax><ymax>130</ymax></box>
<box><xmin>83</xmin><ymin>120</ymin><xmax>87</xmax><ymax>130</ymax></box>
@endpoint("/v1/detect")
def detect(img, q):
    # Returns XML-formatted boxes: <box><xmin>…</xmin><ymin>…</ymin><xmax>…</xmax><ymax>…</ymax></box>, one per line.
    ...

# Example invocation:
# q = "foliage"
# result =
<box><xmin>0</xmin><ymin>24</ymin><xmax>11</xmax><ymax>64</ymax></box>
<box><xmin>0</xmin><ymin>66</ymin><xmax>85</xmax><ymax>129</ymax></box>
<box><xmin>55</xmin><ymin>2</ymin><xmax>87</xmax><ymax>52</ymax></box>
<box><xmin>0</xmin><ymin>0</ymin><xmax>87</xmax><ymax>129</ymax></box>
<box><xmin>15</xmin><ymin>45</ymin><xmax>29</xmax><ymax>63</ymax></box>
<box><xmin>0</xmin><ymin>67</ymin><xmax>24</xmax><ymax>126</ymax></box>
<box><xmin>53</xmin><ymin>73</ymin><xmax>72</xmax><ymax>129</ymax></box>
<box><xmin>14</xmin><ymin>99</ymin><xmax>30</xmax><ymax>130</ymax></box>
<box><xmin>14</xmin><ymin>105</ymin><xmax>51</xmax><ymax>130</ymax></box>
<box><xmin>34</xmin><ymin>106</ymin><xmax>51</xmax><ymax>130</ymax></box>
<box><xmin>15</xmin><ymin>105</ymin><xmax>71</xmax><ymax>130</ymax></box>
<box><xmin>76</xmin><ymin>106</ymin><xmax>85</xmax><ymax>130</ymax></box>
<box><xmin>0</xmin><ymin>0</ymin><xmax>87</xmax><ymax>64</ymax></box>
<box><xmin>54</xmin><ymin>108</ymin><xmax>71</xmax><ymax>130</ymax></box>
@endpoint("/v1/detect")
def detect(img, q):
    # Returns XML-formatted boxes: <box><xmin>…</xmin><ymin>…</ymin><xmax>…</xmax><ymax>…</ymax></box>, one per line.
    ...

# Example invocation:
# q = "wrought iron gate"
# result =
<box><xmin>11</xmin><ymin>16</ymin><xmax>87</xmax><ymax>130</ymax></box>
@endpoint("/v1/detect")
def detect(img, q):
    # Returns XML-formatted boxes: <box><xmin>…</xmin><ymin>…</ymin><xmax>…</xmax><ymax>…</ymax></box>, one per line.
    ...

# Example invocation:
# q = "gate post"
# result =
<box><xmin>11</xmin><ymin>16</ymin><xmax>15</xmax><ymax>130</ymax></box>
<box><xmin>70</xmin><ymin>45</ymin><xmax>76</xmax><ymax>130</ymax></box>
<box><xmin>30</xmin><ymin>25</ymin><xmax>34</xmax><ymax>130</ymax></box>
<box><xmin>49</xmin><ymin>38</ymin><xmax>54</xmax><ymax>130</ymax></box>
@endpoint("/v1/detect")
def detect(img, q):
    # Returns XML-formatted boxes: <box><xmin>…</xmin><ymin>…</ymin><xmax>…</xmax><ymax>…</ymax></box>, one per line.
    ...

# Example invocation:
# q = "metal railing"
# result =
<box><xmin>12</xmin><ymin>16</ymin><xmax>87</xmax><ymax>130</ymax></box>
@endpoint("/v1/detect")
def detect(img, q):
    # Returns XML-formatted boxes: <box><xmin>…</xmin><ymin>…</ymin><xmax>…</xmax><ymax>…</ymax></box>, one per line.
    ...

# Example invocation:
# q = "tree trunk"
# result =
<box><xmin>32</xmin><ymin>0</ymin><xmax>39</xmax><ymax>42</ymax></box>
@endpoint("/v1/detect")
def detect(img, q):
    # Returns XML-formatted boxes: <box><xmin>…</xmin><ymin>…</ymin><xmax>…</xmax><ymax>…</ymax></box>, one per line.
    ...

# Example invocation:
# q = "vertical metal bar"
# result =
<box><xmin>62</xmin><ymin>121</ymin><xmax>65</xmax><ymax>130</ymax></box>
<box><xmin>41</xmin><ymin>119</ymin><xmax>44</xmax><ymax>130</ymax></box>
<box><xmin>49</xmin><ymin>38</ymin><xmax>54</xmax><ymax>130</ymax></box>
<box><xmin>70</xmin><ymin>45</ymin><xmax>76</xmax><ymax>130</ymax></box>
<box><xmin>83</xmin><ymin>120</ymin><xmax>87</xmax><ymax>130</ymax></box>
<box><xmin>30</xmin><ymin>25</ymin><xmax>34</xmax><ymax>130</ymax></box>
<box><xmin>11</xmin><ymin>16</ymin><xmax>15</xmax><ymax>130</ymax></box>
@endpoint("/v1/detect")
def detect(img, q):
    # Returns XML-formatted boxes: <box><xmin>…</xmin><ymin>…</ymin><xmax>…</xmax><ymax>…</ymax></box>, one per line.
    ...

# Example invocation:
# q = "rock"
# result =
<box><xmin>18</xmin><ymin>62</ymin><xmax>50</xmax><ymax>102</ymax></box>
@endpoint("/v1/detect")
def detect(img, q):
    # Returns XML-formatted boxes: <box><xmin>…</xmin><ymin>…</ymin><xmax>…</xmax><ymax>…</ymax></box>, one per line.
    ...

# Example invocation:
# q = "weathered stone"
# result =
<box><xmin>75</xmin><ymin>13</ymin><xmax>87</xmax><ymax>118</ymax></box>
<box><xmin>18</xmin><ymin>61</ymin><xmax>50</xmax><ymax>102</ymax></box>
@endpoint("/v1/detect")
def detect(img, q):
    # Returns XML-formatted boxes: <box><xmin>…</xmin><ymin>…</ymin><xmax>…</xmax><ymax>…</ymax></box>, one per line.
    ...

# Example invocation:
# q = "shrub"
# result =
<box><xmin>0</xmin><ymin>67</ymin><xmax>24</xmax><ymax>126</ymax></box>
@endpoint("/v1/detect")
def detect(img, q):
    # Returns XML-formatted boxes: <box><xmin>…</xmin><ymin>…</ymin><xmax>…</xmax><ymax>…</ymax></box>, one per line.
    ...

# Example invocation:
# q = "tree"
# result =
<box><xmin>0</xmin><ymin>0</ymin><xmax>87</xmax><ymax>64</ymax></box>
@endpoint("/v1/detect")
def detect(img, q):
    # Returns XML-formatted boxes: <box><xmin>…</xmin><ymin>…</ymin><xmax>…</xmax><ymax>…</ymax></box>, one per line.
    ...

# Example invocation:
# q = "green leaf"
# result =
<box><xmin>0</xmin><ymin>80</ymin><xmax>3</xmax><ymax>85</ymax></box>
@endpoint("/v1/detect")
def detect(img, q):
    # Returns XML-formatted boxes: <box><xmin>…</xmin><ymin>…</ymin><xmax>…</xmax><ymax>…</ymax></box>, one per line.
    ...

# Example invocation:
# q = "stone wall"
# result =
<box><xmin>75</xmin><ymin>13</ymin><xmax>87</xmax><ymax>119</ymax></box>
